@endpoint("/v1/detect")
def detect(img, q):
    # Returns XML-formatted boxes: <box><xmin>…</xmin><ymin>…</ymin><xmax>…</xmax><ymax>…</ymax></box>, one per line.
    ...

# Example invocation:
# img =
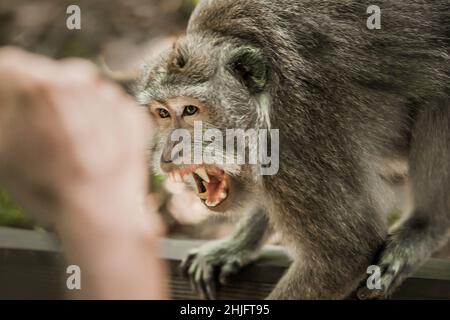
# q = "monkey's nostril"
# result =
<box><xmin>161</xmin><ymin>152</ymin><xmax>174</xmax><ymax>166</ymax></box>
<box><xmin>161</xmin><ymin>146</ymin><xmax>176</xmax><ymax>164</ymax></box>
<box><xmin>160</xmin><ymin>157</ymin><xmax>174</xmax><ymax>173</ymax></box>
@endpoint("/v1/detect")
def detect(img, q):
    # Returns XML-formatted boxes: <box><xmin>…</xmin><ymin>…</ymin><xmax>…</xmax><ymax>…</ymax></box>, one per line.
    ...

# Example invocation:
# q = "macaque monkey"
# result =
<box><xmin>135</xmin><ymin>0</ymin><xmax>450</xmax><ymax>299</ymax></box>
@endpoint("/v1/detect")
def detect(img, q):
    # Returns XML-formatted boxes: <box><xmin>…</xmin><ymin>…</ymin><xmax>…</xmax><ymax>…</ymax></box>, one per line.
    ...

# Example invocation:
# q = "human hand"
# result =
<box><xmin>0</xmin><ymin>47</ymin><xmax>167</xmax><ymax>299</ymax></box>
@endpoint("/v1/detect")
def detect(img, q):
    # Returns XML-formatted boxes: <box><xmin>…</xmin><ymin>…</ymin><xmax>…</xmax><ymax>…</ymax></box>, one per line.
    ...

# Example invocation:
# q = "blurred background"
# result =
<box><xmin>0</xmin><ymin>0</ymin><xmax>234</xmax><ymax>241</ymax></box>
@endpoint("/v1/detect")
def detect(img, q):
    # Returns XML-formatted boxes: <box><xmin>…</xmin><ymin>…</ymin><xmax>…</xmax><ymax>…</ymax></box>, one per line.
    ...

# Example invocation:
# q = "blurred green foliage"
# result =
<box><xmin>151</xmin><ymin>174</ymin><xmax>165</xmax><ymax>190</ymax></box>
<box><xmin>0</xmin><ymin>189</ymin><xmax>34</xmax><ymax>229</ymax></box>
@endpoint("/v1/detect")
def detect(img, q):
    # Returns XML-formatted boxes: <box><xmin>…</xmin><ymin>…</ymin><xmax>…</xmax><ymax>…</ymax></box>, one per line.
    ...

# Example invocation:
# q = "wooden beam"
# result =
<box><xmin>0</xmin><ymin>227</ymin><xmax>449</xmax><ymax>299</ymax></box>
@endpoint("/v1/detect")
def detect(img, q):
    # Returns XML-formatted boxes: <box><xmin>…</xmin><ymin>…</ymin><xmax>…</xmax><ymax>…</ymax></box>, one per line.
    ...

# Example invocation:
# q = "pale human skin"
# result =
<box><xmin>0</xmin><ymin>47</ymin><xmax>168</xmax><ymax>299</ymax></box>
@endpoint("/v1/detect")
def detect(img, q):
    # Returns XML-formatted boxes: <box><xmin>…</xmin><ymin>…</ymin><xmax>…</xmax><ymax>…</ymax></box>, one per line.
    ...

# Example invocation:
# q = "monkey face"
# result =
<box><xmin>136</xmin><ymin>35</ymin><xmax>271</xmax><ymax>212</ymax></box>
<box><xmin>146</xmin><ymin>96</ymin><xmax>235</xmax><ymax>211</ymax></box>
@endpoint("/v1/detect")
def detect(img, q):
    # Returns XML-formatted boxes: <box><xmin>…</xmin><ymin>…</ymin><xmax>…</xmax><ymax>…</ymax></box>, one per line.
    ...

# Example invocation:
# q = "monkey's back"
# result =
<box><xmin>190</xmin><ymin>0</ymin><xmax>450</xmax><ymax>157</ymax></box>
<box><xmin>190</xmin><ymin>0</ymin><xmax>449</xmax><ymax>97</ymax></box>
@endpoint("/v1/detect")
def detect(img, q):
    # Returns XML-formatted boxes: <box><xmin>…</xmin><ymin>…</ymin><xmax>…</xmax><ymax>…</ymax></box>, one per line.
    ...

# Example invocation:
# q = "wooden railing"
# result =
<box><xmin>0</xmin><ymin>226</ymin><xmax>449</xmax><ymax>299</ymax></box>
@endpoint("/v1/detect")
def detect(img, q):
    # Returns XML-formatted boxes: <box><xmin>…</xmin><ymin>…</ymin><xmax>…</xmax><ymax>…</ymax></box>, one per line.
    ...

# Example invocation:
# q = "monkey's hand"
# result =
<box><xmin>356</xmin><ymin>231</ymin><xmax>421</xmax><ymax>300</ymax></box>
<box><xmin>180</xmin><ymin>239</ymin><xmax>258</xmax><ymax>299</ymax></box>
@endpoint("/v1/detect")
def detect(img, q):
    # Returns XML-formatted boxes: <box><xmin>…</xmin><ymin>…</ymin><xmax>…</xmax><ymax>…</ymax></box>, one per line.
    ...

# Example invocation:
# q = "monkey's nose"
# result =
<box><xmin>161</xmin><ymin>148</ymin><xmax>185</xmax><ymax>173</ymax></box>
<box><xmin>160</xmin><ymin>152</ymin><xmax>175</xmax><ymax>172</ymax></box>
<box><xmin>161</xmin><ymin>146</ymin><xmax>179</xmax><ymax>163</ymax></box>
<box><xmin>161</xmin><ymin>153</ymin><xmax>173</xmax><ymax>164</ymax></box>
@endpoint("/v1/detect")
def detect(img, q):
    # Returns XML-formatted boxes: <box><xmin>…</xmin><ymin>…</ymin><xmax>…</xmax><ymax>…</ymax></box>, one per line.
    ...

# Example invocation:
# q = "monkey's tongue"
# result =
<box><xmin>194</xmin><ymin>173</ymin><xmax>228</xmax><ymax>208</ymax></box>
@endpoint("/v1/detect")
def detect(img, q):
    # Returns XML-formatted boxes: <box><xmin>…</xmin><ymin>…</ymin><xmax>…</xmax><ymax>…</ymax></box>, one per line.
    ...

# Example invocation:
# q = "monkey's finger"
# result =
<box><xmin>378</xmin><ymin>262</ymin><xmax>405</xmax><ymax>297</ymax></box>
<box><xmin>180</xmin><ymin>252</ymin><xmax>197</xmax><ymax>275</ymax></box>
<box><xmin>187</xmin><ymin>260</ymin><xmax>200</xmax><ymax>294</ymax></box>
<box><xmin>204</xmin><ymin>280</ymin><xmax>216</xmax><ymax>300</ymax></box>
<box><xmin>357</xmin><ymin>262</ymin><xmax>401</xmax><ymax>300</ymax></box>
<box><xmin>202</xmin><ymin>265</ymin><xmax>216</xmax><ymax>300</ymax></box>
<box><xmin>194</xmin><ymin>265</ymin><xmax>208</xmax><ymax>300</ymax></box>
<box><xmin>219</xmin><ymin>260</ymin><xmax>240</xmax><ymax>285</ymax></box>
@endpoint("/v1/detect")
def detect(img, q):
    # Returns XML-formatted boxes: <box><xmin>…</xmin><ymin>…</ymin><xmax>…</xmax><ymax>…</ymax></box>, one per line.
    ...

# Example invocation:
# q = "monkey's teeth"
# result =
<box><xmin>174</xmin><ymin>172</ymin><xmax>183</xmax><ymax>183</ymax></box>
<box><xmin>206</xmin><ymin>199</ymin><xmax>219</xmax><ymax>207</ymax></box>
<box><xmin>195</xmin><ymin>167</ymin><xmax>210</xmax><ymax>183</ymax></box>
<box><xmin>198</xmin><ymin>192</ymin><xmax>208</xmax><ymax>200</ymax></box>
<box><xmin>184</xmin><ymin>173</ymin><xmax>196</xmax><ymax>184</ymax></box>
<box><xmin>219</xmin><ymin>192</ymin><xmax>227</xmax><ymax>200</ymax></box>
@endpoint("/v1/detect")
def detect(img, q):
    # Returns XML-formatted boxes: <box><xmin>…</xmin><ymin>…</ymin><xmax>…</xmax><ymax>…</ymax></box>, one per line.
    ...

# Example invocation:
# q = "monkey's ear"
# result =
<box><xmin>228</xmin><ymin>47</ymin><xmax>267</xmax><ymax>94</ymax></box>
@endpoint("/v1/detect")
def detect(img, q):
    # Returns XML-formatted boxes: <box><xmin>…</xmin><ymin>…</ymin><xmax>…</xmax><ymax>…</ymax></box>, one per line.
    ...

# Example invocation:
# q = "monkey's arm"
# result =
<box><xmin>180</xmin><ymin>207</ymin><xmax>271</xmax><ymax>299</ymax></box>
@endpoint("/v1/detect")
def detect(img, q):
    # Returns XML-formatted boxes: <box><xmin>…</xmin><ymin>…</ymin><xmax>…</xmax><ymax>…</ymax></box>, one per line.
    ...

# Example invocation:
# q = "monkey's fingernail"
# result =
<box><xmin>195</xmin><ymin>167</ymin><xmax>210</xmax><ymax>182</ymax></box>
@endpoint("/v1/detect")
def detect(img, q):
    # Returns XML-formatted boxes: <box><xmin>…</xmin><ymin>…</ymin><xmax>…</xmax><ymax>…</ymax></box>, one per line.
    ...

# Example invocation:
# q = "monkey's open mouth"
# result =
<box><xmin>168</xmin><ymin>166</ymin><xmax>230</xmax><ymax>211</ymax></box>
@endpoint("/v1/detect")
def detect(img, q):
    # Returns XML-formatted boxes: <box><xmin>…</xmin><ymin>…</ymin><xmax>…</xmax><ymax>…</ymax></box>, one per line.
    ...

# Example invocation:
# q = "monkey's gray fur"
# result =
<box><xmin>136</xmin><ymin>0</ymin><xmax>450</xmax><ymax>299</ymax></box>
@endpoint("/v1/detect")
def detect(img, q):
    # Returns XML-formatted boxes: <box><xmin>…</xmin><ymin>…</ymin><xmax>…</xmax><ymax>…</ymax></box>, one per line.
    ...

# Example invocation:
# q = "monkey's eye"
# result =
<box><xmin>158</xmin><ymin>108</ymin><xmax>170</xmax><ymax>119</ymax></box>
<box><xmin>183</xmin><ymin>105</ymin><xmax>199</xmax><ymax>116</ymax></box>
